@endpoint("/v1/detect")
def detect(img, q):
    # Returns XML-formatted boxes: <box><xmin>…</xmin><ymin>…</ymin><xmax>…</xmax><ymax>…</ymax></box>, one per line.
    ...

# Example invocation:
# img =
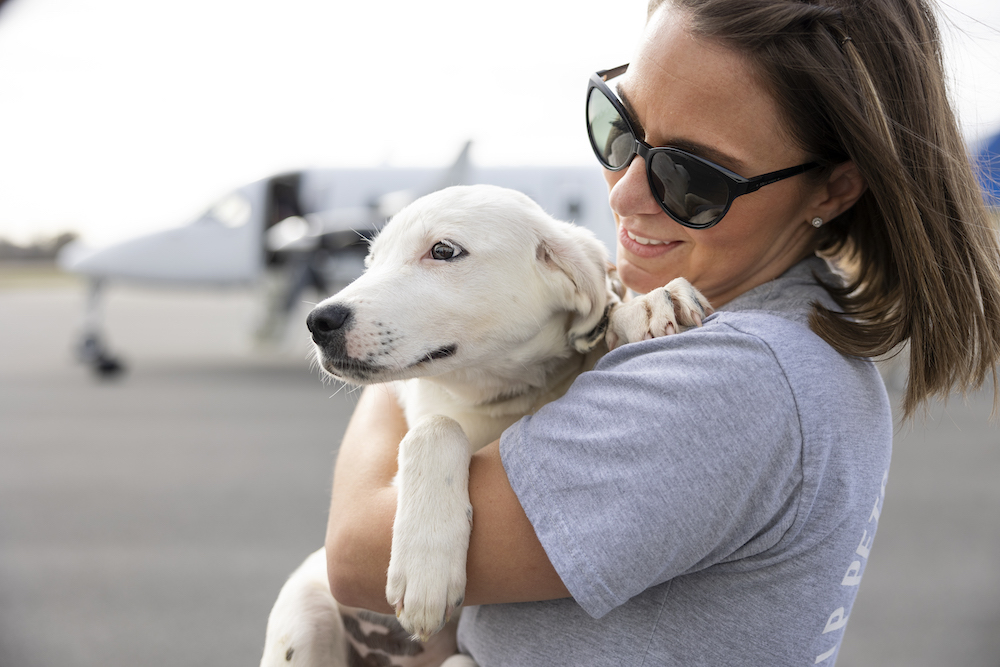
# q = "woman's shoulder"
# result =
<box><xmin>604</xmin><ymin>254</ymin><xmax>867</xmax><ymax>384</ymax></box>
<box><xmin>597</xmin><ymin>302</ymin><xmax>841</xmax><ymax>384</ymax></box>
<box><xmin>719</xmin><ymin>255</ymin><xmax>843</xmax><ymax>326</ymax></box>
<box><xmin>592</xmin><ymin>294</ymin><xmax>890</xmax><ymax>435</ymax></box>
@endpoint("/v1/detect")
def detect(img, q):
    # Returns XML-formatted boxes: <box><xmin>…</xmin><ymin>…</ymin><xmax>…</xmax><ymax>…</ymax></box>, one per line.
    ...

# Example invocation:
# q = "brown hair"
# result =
<box><xmin>649</xmin><ymin>0</ymin><xmax>1000</xmax><ymax>419</ymax></box>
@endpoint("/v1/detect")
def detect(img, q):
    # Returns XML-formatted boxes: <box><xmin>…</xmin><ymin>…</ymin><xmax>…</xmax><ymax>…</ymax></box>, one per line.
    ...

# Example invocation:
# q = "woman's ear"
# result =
<box><xmin>813</xmin><ymin>161</ymin><xmax>868</xmax><ymax>222</ymax></box>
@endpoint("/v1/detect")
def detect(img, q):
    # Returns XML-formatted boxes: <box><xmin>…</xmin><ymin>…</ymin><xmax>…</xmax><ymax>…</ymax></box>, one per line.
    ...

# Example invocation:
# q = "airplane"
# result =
<box><xmin>58</xmin><ymin>142</ymin><xmax>619</xmax><ymax>377</ymax></box>
<box><xmin>973</xmin><ymin>128</ymin><xmax>1000</xmax><ymax>208</ymax></box>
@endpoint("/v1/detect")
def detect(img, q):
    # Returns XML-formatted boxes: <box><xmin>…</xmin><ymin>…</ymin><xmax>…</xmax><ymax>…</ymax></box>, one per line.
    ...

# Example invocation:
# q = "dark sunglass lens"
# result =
<box><xmin>648</xmin><ymin>151</ymin><xmax>729</xmax><ymax>226</ymax></box>
<box><xmin>587</xmin><ymin>87</ymin><xmax>634</xmax><ymax>169</ymax></box>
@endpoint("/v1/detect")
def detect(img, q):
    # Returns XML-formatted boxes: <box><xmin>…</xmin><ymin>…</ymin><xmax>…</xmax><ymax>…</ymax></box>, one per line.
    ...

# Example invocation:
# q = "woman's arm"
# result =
<box><xmin>325</xmin><ymin>384</ymin><xmax>570</xmax><ymax>613</ymax></box>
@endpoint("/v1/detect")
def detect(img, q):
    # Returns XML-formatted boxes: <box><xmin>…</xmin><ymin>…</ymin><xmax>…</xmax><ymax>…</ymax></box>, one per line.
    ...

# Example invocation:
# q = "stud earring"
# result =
<box><xmin>810</xmin><ymin>217</ymin><xmax>824</xmax><ymax>228</ymax></box>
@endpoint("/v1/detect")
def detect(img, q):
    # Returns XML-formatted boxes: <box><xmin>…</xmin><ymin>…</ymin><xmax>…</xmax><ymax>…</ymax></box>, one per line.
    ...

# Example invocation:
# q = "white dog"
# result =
<box><xmin>261</xmin><ymin>184</ymin><xmax>711</xmax><ymax>667</ymax></box>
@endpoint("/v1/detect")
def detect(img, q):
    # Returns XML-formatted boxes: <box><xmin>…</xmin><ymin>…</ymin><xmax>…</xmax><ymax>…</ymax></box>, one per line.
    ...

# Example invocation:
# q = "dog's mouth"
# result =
<box><xmin>317</xmin><ymin>343</ymin><xmax>459</xmax><ymax>383</ymax></box>
<box><xmin>408</xmin><ymin>344</ymin><xmax>458</xmax><ymax>367</ymax></box>
<box><xmin>318</xmin><ymin>356</ymin><xmax>384</xmax><ymax>383</ymax></box>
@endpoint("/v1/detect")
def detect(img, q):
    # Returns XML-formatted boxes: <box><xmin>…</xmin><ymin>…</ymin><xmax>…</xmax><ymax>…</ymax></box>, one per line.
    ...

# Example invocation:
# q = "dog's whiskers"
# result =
<box><xmin>328</xmin><ymin>379</ymin><xmax>353</xmax><ymax>399</ymax></box>
<box><xmin>384</xmin><ymin>348</ymin><xmax>412</xmax><ymax>373</ymax></box>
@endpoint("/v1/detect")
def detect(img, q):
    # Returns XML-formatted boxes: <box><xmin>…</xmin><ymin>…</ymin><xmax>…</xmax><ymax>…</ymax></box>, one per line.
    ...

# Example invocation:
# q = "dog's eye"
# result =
<box><xmin>430</xmin><ymin>241</ymin><xmax>463</xmax><ymax>261</ymax></box>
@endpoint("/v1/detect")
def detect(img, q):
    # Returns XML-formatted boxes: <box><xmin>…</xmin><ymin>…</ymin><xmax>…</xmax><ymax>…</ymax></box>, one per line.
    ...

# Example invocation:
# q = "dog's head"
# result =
<box><xmin>306</xmin><ymin>185</ymin><xmax>616</xmax><ymax>388</ymax></box>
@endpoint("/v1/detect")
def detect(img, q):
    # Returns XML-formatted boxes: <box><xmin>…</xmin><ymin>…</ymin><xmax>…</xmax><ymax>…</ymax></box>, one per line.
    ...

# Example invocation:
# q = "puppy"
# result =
<box><xmin>261</xmin><ymin>185</ymin><xmax>711</xmax><ymax>667</ymax></box>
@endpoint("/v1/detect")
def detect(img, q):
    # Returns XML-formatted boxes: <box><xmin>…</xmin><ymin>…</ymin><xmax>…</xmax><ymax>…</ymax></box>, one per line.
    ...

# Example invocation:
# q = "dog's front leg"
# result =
<box><xmin>386</xmin><ymin>414</ymin><xmax>473</xmax><ymax>642</ymax></box>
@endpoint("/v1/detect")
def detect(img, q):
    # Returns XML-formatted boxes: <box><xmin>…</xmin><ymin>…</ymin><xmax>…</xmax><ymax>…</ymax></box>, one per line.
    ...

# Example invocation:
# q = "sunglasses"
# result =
<box><xmin>586</xmin><ymin>64</ymin><xmax>820</xmax><ymax>229</ymax></box>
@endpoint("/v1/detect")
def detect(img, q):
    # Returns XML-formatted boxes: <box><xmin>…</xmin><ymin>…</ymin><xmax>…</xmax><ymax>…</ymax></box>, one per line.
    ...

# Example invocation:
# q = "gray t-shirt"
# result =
<box><xmin>457</xmin><ymin>256</ymin><xmax>893</xmax><ymax>666</ymax></box>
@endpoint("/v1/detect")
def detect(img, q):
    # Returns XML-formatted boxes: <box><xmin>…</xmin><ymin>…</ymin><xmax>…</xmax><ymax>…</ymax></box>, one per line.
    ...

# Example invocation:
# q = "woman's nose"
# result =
<box><xmin>607</xmin><ymin>156</ymin><xmax>662</xmax><ymax>218</ymax></box>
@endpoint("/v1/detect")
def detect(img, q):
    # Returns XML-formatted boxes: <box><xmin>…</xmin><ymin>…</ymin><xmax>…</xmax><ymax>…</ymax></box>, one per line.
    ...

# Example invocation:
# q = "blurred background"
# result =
<box><xmin>0</xmin><ymin>0</ymin><xmax>998</xmax><ymax>665</ymax></box>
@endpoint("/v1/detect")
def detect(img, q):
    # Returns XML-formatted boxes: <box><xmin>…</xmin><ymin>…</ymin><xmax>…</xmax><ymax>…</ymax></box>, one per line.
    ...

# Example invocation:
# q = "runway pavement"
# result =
<box><xmin>1</xmin><ymin>277</ymin><xmax>998</xmax><ymax>666</ymax></box>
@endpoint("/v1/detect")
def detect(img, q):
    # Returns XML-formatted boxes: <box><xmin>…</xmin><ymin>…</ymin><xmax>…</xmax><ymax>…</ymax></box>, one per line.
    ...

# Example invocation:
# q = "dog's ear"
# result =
<box><xmin>537</xmin><ymin>223</ymin><xmax>617</xmax><ymax>353</ymax></box>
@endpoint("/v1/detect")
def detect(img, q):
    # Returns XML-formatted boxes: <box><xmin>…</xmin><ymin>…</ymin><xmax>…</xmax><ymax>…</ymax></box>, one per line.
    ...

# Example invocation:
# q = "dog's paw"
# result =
<box><xmin>386</xmin><ymin>504</ymin><xmax>472</xmax><ymax>642</ymax></box>
<box><xmin>606</xmin><ymin>277</ymin><xmax>713</xmax><ymax>350</ymax></box>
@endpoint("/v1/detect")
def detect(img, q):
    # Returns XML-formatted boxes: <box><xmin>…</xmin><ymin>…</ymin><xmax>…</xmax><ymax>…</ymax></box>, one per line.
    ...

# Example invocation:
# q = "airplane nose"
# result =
<box><xmin>307</xmin><ymin>304</ymin><xmax>352</xmax><ymax>344</ymax></box>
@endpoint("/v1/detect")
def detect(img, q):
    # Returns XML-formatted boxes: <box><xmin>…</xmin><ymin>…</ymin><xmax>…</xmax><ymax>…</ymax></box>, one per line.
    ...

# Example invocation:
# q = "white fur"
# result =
<box><xmin>261</xmin><ymin>184</ymin><xmax>710</xmax><ymax>667</ymax></box>
<box><xmin>260</xmin><ymin>548</ymin><xmax>347</xmax><ymax>667</ymax></box>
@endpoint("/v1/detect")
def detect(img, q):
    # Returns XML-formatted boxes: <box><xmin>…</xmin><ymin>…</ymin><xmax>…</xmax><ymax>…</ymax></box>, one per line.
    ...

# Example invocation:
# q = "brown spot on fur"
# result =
<box><xmin>342</xmin><ymin>611</ymin><xmax>424</xmax><ymax>656</ymax></box>
<box><xmin>348</xmin><ymin>642</ymin><xmax>394</xmax><ymax>667</ymax></box>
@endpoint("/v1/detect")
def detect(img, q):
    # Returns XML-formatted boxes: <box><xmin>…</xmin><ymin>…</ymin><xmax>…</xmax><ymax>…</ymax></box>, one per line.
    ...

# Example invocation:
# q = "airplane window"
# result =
<box><xmin>266</xmin><ymin>216</ymin><xmax>311</xmax><ymax>251</ymax></box>
<box><xmin>211</xmin><ymin>193</ymin><xmax>252</xmax><ymax>228</ymax></box>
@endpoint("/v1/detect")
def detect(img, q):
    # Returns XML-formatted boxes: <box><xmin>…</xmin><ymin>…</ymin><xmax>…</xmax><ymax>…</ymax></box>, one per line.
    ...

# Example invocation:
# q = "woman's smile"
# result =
<box><xmin>618</xmin><ymin>225</ymin><xmax>682</xmax><ymax>257</ymax></box>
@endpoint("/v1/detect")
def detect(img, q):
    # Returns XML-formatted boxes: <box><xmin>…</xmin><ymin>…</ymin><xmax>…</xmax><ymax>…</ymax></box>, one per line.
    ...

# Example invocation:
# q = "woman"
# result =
<box><xmin>326</xmin><ymin>0</ymin><xmax>1000</xmax><ymax>664</ymax></box>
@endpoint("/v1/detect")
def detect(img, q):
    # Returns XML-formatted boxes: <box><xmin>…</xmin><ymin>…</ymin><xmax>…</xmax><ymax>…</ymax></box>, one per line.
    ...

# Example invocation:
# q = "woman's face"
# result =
<box><xmin>605</xmin><ymin>5</ymin><xmax>823</xmax><ymax>304</ymax></box>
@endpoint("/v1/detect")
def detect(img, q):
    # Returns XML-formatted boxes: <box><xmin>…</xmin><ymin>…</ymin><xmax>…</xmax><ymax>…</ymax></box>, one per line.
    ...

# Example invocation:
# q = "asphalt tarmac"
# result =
<box><xmin>1</xmin><ymin>278</ymin><xmax>998</xmax><ymax>667</ymax></box>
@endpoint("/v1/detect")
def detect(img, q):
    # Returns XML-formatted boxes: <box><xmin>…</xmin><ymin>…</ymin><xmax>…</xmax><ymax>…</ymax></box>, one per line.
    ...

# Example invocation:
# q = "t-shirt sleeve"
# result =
<box><xmin>500</xmin><ymin>322</ymin><xmax>804</xmax><ymax>619</ymax></box>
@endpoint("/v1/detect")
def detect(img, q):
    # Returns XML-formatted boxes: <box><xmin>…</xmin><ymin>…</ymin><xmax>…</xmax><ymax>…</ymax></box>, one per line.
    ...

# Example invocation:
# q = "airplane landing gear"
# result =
<box><xmin>76</xmin><ymin>278</ymin><xmax>126</xmax><ymax>378</ymax></box>
<box><xmin>78</xmin><ymin>333</ymin><xmax>125</xmax><ymax>377</ymax></box>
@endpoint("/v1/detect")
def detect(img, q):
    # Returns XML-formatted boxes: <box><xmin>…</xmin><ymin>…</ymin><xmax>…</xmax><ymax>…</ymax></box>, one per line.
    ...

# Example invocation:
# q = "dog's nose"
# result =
<box><xmin>307</xmin><ymin>304</ymin><xmax>352</xmax><ymax>344</ymax></box>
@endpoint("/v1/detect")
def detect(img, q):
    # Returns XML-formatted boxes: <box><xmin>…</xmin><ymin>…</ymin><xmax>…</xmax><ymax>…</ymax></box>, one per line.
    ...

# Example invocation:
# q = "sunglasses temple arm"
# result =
<box><xmin>596</xmin><ymin>64</ymin><xmax>629</xmax><ymax>82</ymax></box>
<box><xmin>743</xmin><ymin>162</ymin><xmax>821</xmax><ymax>194</ymax></box>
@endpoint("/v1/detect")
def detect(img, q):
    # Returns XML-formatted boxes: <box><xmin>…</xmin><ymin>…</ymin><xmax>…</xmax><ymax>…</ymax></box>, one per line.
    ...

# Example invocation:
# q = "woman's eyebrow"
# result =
<box><xmin>616</xmin><ymin>86</ymin><xmax>647</xmax><ymax>140</ymax></box>
<box><xmin>617</xmin><ymin>85</ymin><xmax>749</xmax><ymax>175</ymax></box>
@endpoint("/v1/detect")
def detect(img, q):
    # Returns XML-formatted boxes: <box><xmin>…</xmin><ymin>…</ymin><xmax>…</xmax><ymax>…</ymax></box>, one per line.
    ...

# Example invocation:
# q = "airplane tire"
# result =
<box><xmin>94</xmin><ymin>354</ymin><xmax>125</xmax><ymax>378</ymax></box>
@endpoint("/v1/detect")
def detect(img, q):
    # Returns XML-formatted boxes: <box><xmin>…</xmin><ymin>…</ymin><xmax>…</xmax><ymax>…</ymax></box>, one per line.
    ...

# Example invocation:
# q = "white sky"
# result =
<box><xmin>0</xmin><ymin>0</ymin><xmax>997</xmax><ymax>245</ymax></box>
